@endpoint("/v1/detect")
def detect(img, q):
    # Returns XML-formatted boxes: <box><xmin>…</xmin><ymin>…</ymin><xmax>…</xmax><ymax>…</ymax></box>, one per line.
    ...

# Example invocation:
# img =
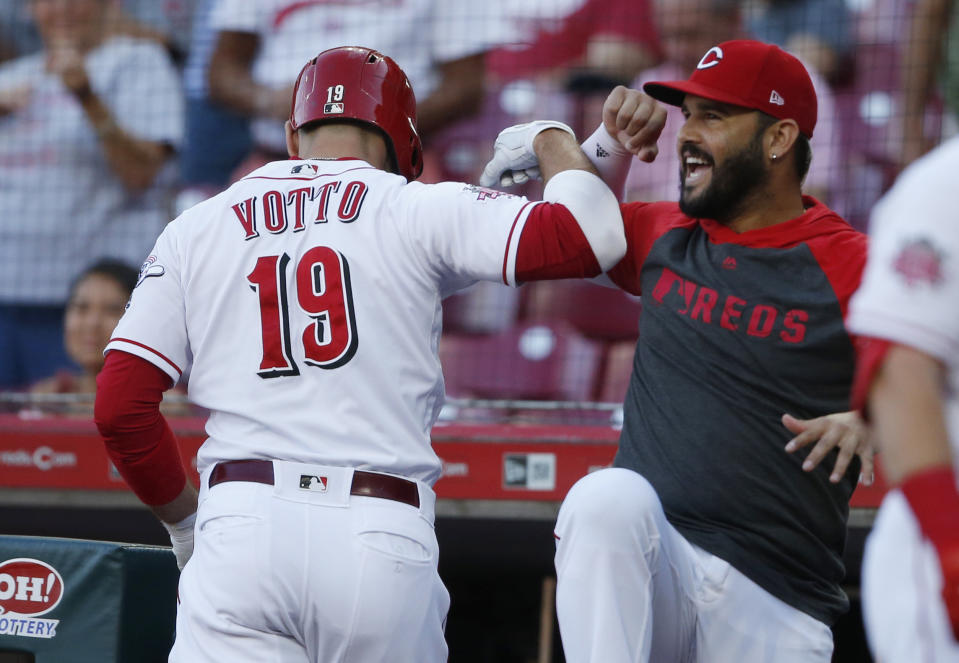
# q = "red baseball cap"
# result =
<box><xmin>644</xmin><ymin>40</ymin><xmax>817</xmax><ymax>138</ymax></box>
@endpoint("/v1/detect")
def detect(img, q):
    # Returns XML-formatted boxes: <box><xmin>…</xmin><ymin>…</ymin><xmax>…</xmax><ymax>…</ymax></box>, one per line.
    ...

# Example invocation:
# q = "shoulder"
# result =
<box><xmin>621</xmin><ymin>200</ymin><xmax>696</xmax><ymax>233</ymax></box>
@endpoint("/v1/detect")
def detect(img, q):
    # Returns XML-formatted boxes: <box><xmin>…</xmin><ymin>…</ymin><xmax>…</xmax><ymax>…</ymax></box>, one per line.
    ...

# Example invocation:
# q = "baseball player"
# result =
<box><xmin>93</xmin><ymin>46</ymin><xmax>627</xmax><ymax>662</ymax></box>
<box><xmin>846</xmin><ymin>136</ymin><xmax>959</xmax><ymax>661</ymax></box>
<box><xmin>483</xmin><ymin>40</ymin><xmax>873</xmax><ymax>662</ymax></box>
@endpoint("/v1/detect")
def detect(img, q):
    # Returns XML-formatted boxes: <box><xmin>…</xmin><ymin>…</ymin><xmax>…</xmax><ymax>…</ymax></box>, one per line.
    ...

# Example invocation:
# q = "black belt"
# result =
<box><xmin>209</xmin><ymin>460</ymin><xmax>420</xmax><ymax>509</ymax></box>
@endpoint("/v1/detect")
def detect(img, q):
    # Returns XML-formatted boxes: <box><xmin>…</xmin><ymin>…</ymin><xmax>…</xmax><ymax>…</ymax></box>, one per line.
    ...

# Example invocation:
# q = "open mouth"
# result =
<box><xmin>682</xmin><ymin>153</ymin><xmax>713</xmax><ymax>187</ymax></box>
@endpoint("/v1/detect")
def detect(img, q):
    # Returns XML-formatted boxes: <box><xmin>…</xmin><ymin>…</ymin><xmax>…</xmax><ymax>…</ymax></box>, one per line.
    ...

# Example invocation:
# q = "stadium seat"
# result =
<box><xmin>521</xmin><ymin>280</ymin><xmax>642</xmax><ymax>342</ymax></box>
<box><xmin>832</xmin><ymin>42</ymin><xmax>950</xmax><ymax>229</ymax></box>
<box><xmin>442</xmin><ymin>281</ymin><xmax>521</xmax><ymax>335</ymax></box>
<box><xmin>440</xmin><ymin>321</ymin><xmax>604</xmax><ymax>402</ymax></box>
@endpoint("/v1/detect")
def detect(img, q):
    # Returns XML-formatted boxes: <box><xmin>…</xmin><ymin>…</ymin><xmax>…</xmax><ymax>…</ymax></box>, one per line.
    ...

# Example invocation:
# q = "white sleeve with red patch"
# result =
<box><xmin>847</xmin><ymin>140</ymin><xmax>959</xmax><ymax>365</ymax></box>
<box><xmin>399</xmin><ymin>171</ymin><xmax>623</xmax><ymax>295</ymax></box>
<box><xmin>105</xmin><ymin>224</ymin><xmax>190</xmax><ymax>384</ymax></box>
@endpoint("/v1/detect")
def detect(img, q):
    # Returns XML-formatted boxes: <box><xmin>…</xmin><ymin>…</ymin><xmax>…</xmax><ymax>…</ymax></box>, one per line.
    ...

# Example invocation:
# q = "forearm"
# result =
<box><xmin>208</xmin><ymin>32</ymin><xmax>286</xmax><ymax>120</ymax></box>
<box><xmin>581</xmin><ymin>124</ymin><xmax>632</xmax><ymax>201</ymax></box>
<box><xmin>869</xmin><ymin>343</ymin><xmax>952</xmax><ymax>483</ymax></box>
<box><xmin>95</xmin><ymin>351</ymin><xmax>192</xmax><ymax>511</ymax></box>
<box><xmin>900</xmin><ymin>0</ymin><xmax>950</xmax><ymax>159</ymax></box>
<box><xmin>151</xmin><ymin>481</ymin><xmax>199</xmax><ymax>524</ymax></box>
<box><xmin>533</xmin><ymin>128</ymin><xmax>599</xmax><ymax>183</ymax></box>
<box><xmin>416</xmin><ymin>53</ymin><xmax>485</xmax><ymax>138</ymax></box>
<box><xmin>78</xmin><ymin>92</ymin><xmax>170</xmax><ymax>190</ymax></box>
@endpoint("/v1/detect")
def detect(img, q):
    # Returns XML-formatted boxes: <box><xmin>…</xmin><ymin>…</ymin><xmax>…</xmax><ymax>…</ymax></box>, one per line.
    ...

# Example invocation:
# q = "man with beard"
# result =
<box><xmin>482</xmin><ymin>40</ymin><xmax>872</xmax><ymax>662</ymax></box>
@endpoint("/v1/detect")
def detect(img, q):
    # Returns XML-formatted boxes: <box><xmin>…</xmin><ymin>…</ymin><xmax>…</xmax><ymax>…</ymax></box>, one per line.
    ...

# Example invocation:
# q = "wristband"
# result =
<box><xmin>582</xmin><ymin>124</ymin><xmax>632</xmax><ymax>201</ymax></box>
<box><xmin>900</xmin><ymin>465</ymin><xmax>959</xmax><ymax>546</ymax></box>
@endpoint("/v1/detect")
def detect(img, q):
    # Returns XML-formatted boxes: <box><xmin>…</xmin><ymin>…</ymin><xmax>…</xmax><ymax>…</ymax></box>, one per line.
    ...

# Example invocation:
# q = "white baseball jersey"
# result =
<box><xmin>107</xmin><ymin>158</ymin><xmax>552</xmax><ymax>484</ymax></box>
<box><xmin>847</xmin><ymin>136</ymin><xmax>959</xmax><ymax>663</ymax></box>
<box><xmin>847</xmin><ymin>136</ymin><xmax>959</xmax><ymax>455</ymax></box>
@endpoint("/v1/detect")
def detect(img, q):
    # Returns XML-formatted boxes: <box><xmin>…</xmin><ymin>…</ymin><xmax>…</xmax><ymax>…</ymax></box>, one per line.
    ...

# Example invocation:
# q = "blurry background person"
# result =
<box><xmin>31</xmin><ymin>258</ymin><xmax>191</xmax><ymax>416</ymax></box>
<box><xmin>0</xmin><ymin>0</ymin><xmax>184</xmax><ymax>390</ymax></box>
<box><xmin>743</xmin><ymin>0</ymin><xmax>853</xmax><ymax>83</ymax></box>
<box><xmin>205</xmin><ymin>0</ymin><xmax>507</xmax><ymax>170</ymax></box>
<box><xmin>624</xmin><ymin>0</ymin><xmax>840</xmax><ymax>208</ymax></box>
<box><xmin>31</xmin><ymin>259</ymin><xmax>137</xmax><ymax>397</ymax></box>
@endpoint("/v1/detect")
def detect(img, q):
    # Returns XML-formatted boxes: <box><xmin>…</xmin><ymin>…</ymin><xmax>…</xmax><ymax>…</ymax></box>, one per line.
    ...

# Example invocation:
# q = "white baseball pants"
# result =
<box><xmin>862</xmin><ymin>490</ymin><xmax>959</xmax><ymax>662</ymax></box>
<box><xmin>554</xmin><ymin>468</ymin><xmax>834</xmax><ymax>663</ymax></box>
<box><xmin>169</xmin><ymin>461</ymin><xmax>449</xmax><ymax>663</ymax></box>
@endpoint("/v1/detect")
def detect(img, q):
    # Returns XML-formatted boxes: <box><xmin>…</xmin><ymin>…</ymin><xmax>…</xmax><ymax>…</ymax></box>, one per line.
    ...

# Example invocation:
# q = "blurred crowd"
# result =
<box><xmin>0</xmin><ymin>0</ymin><xmax>956</xmax><ymax>408</ymax></box>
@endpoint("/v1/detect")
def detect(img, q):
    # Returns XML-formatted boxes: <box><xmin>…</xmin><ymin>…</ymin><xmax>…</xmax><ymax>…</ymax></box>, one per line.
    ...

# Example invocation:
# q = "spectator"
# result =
<box><xmin>175</xmin><ymin>0</ymin><xmax>251</xmax><ymax>213</ymax></box>
<box><xmin>897</xmin><ymin>0</ymin><xmax>958</xmax><ymax>166</ymax></box>
<box><xmin>625</xmin><ymin>0</ymin><xmax>840</xmax><ymax>207</ymax></box>
<box><xmin>30</xmin><ymin>258</ymin><xmax>191</xmax><ymax>416</ymax></box>
<box><xmin>205</xmin><ymin>0</ymin><xmax>505</xmax><ymax>168</ymax></box>
<box><xmin>488</xmin><ymin>0</ymin><xmax>661</xmax><ymax>89</ymax></box>
<box><xmin>0</xmin><ymin>0</ymin><xmax>184</xmax><ymax>390</ymax></box>
<box><xmin>744</xmin><ymin>0</ymin><xmax>853</xmax><ymax>83</ymax></box>
<box><xmin>31</xmin><ymin>259</ymin><xmax>138</xmax><ymax>399</ymax></box>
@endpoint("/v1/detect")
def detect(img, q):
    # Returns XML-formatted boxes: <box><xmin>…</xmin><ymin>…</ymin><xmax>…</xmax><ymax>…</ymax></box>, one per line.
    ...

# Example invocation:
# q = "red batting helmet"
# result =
<box><xmin>290</xmin><ymin>46</ymin><xmax>423</xmax><ymax>181</ymax></box>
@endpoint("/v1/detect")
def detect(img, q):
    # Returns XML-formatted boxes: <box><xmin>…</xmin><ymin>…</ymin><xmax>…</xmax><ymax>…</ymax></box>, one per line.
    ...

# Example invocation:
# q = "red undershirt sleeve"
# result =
<box><xmin>850</xmin><ymin>336</ymin><xmax>892</xmax><ymax>418</ymax></box>
<box><xmin>514</xmin><ymin>202</ymin><xmax>602</xmax><ymax>282</ymax></box>
<box><xmin>94</xmin><ymin>350</ymin><xmax>188</xmax><ymax>506</ymax></box>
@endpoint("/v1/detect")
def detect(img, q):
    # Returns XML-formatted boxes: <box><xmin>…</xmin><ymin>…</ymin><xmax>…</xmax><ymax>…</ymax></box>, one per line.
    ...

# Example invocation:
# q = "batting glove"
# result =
<box><xmin>479</xmin><ymin>120</ymin><xmax>575</xmax><ymax>188</ymax></box>
<box><xmin>162</xmin><ymin>511</ymin><xmax>197</xmax><ymax>571</ymax></box>
<box><xmin>900</xmin><ymin>466</ymin><xmax>959</xmax><ymax>640</ymax></box>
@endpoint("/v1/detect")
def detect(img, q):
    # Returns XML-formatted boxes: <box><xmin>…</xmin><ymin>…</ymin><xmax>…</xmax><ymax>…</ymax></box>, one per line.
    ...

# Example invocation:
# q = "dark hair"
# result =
<box><xmin>68</xmin><ymin>258</ymin><xmax>139</xmax><ymax>302</ymax></box>
<box><xmin>757</xmin><ymin>113</ymin><xmax>812</xmax><ymax>183</ymax></box>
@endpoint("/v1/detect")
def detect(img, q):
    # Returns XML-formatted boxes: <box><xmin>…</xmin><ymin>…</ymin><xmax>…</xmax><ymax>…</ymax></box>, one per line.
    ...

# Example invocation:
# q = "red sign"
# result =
<box><xmin>0</xmin><ymin>415</ymin><xmax>887</xmax><ymax>508</ymax></box>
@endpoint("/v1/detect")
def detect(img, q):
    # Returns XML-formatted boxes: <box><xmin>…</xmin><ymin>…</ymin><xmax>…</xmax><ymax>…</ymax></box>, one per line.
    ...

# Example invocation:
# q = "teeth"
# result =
<box><xmin>685</xmin><ymin>157</ymin><xmax>707</xmax><ymax>166</ymax></box>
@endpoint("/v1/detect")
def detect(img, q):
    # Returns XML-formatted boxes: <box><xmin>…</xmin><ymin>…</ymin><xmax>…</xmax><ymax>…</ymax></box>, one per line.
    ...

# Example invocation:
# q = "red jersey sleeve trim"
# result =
<box><xmin>502</xmin><ymin>201</ymin><xmax>535</xmax><ymax>285</ymax></box>
<box><xmin>108</xmin><ymin>338</ymin><xmax>183</xmax><ymax>377</ymax></box>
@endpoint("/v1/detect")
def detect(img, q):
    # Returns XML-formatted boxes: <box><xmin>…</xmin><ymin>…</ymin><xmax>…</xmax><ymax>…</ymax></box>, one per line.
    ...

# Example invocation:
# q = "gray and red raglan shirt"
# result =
<box><xmin>609</xmin><ymin>196</ymin><xmax>867</xmax><ymax>626</ymax></box>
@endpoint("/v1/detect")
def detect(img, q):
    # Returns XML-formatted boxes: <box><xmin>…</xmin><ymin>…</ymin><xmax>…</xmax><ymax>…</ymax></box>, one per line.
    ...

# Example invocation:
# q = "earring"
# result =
<box><xmin>770</xmin><ymin>153</ymin><xmax>778</xmax><ymax>160</ymax></box>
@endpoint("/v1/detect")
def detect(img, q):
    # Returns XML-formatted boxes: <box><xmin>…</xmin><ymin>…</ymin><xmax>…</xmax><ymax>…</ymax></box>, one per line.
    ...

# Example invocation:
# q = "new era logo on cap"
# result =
<box><xmin>643</xmin><ymin>40</ymin><xmax>817</xmax><ymax>138</ymax></box>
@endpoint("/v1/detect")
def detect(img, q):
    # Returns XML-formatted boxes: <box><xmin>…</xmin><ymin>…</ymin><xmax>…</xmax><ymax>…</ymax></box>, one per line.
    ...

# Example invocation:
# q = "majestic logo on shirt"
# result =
<box><xmin>722</xmin><ymin>256</ymin><xmax>737</xmax><ymax>270</ymax></box>
<box><xmin>697</xmin><ymin>46</ymin><xmax>723</xmax><ymax>69</ymax></box>
<box><xmin>135</xmin><ymin>255</ymin><xmax>165</xmax><ymax>287</ymax></box>
<box><xmin>892</xmin><ymin>238</ymin><xmax>945</xmax><ymax>287</ymax></box>
<box><xmin>462</xmin><ymin>184</ymin><xmax>514</xmax><ymax>201</ymax></box>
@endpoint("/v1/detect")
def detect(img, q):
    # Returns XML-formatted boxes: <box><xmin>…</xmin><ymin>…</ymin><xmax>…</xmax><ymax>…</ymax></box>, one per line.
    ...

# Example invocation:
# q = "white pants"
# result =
<box><xmin>169</xmin><ymin>461</ymin><xmax>450</xmax><ymax>663</ymax></box>
<box><xmin>554</xmin><ymin>468</ymin><xmax>834</xmax><ymax>663</ymax></box>
<box><xmin>862</xmin><ymin>490</ymin><xmax>959</xmax><ymax>662</ymax></box>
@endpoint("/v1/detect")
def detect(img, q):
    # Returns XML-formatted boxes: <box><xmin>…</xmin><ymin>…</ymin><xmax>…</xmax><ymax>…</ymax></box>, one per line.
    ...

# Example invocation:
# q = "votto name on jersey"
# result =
<box><xmin>231</xmin><ymin>179</ymin><xmax>370</xmax><ymax>240</ymax></box>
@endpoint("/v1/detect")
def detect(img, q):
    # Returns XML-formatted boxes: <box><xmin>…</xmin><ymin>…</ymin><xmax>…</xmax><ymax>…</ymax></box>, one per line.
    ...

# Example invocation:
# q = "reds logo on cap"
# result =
<box><xmin>696</xmin><ymin>46</ymin><xmax>723</xmax><ymax>70</ymax></box>
<box><xmin>643</xmin><ymin>39</ymin><xmax>818</xmax><ymax>139</ymax></box>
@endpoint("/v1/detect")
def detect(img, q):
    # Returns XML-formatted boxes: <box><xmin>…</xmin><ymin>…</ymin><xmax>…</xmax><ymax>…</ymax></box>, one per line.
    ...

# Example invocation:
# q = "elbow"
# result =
<box><xmin>94</xmin><ymin>390</ymin><xmax>122</xmax><ymax>442</ymax></box>
<box><xmin>592</xmin><ymin>225</ymin><xmax>627</xmax><ymax>273</ymax></box>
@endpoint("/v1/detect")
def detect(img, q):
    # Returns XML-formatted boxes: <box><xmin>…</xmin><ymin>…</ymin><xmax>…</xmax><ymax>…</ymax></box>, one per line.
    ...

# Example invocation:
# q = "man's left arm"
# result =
<box><xmin>95</xmin><ymin>349</ymin><xmax>198</xmax><ymax>569</ymax></box>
